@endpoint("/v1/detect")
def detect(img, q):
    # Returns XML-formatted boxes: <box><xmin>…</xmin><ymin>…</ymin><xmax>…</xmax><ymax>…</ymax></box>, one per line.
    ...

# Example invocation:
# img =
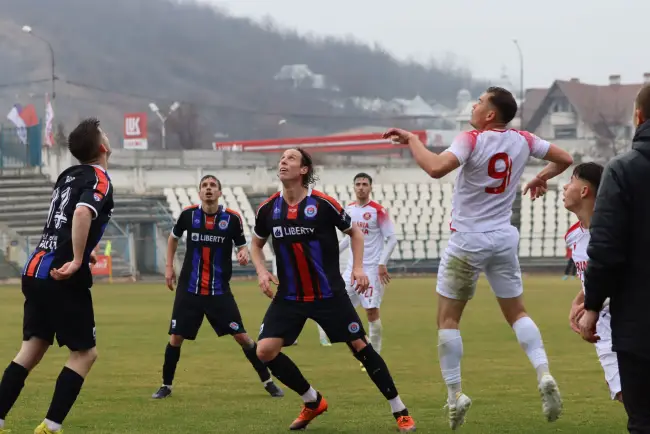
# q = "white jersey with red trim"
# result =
<box><xmin>565</xmin><ymin>222</ymin><xmax>590</xmax><ymax>292</ymax></box>
<box><xmin>446</xmin><ymin>129</ymin><xmax>551</xmax><ymax>232</ymax></box>
<box><xmin>344</xmin><ymin>201</ymin><xmax>395</xmax><ymax>269</ymax></box>
<box><xmin>566</xmin><ymin>221</ymin><xmax>610</xmax><ymax>308</ymax></box>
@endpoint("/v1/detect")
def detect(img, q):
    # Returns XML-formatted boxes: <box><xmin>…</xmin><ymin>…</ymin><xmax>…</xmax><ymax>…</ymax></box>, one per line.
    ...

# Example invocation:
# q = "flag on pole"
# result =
<box><xmin>6</xmin><ymin>104</ymin><xmax>38</xmax><ymax>145</ymax></box>
<box><xmin>44</xmin><ymin>94</ymin><xmax>54</xmax><ymax>147</ymax></box>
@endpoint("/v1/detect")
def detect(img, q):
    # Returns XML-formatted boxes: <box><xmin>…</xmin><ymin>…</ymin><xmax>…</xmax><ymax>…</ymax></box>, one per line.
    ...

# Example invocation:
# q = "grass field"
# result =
<box><xmin>0</xmin><ymin>276</ymin><xmax>627</xmax><ymax>433</ymax></box>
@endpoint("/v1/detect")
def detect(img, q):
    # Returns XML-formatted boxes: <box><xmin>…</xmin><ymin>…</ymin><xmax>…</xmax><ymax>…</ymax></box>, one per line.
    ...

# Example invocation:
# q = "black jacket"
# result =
<box><xmin>584</xmin><ymin>120</ymin><xmax>650</xmax><ymax>357</ymax></box>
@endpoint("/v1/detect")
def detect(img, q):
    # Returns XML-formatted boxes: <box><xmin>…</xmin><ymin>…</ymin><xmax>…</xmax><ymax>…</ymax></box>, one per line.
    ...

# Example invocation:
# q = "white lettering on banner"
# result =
<box><xmin>125</xmin><ymin>117</ymin><xmax>141</xmax><ymax>136</ymax></box>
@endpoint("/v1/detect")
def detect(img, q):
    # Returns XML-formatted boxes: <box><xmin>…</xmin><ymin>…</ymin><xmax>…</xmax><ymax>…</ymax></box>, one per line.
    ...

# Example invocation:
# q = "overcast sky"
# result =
<box><xmin>204</xmin><ymin>0</ymin><xmax>649</xmax><ymax>89</ymax></box>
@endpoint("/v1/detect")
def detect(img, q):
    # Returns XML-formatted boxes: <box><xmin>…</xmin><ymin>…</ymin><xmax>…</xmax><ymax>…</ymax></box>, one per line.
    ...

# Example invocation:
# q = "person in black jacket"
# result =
<box><xmin>580</xmin><ymin>83</ymin><xmax>650</xmax><ymax>434</ymax></box>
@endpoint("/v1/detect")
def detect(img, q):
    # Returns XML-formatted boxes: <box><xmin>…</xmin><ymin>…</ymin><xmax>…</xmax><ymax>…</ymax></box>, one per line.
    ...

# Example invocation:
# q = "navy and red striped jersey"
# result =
<box><xmin>23</xmin><ymin>164</ymin><xmax>113</xmax><ymax>287</ymax></box>
<box><xmin>253</xmin><ymin>188</ymin><xmax>353</xmax><ymax>302</ymax></box>
<box><xmin>172</xmin><ymin>204</ymin><xmax>247</xmax><ymax>296</ymax></box>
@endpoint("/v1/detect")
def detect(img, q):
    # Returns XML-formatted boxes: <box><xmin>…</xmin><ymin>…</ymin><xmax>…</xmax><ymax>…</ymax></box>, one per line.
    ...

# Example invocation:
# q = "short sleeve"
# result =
<box><xmin>377</xmin><ymin>207</ymin><xmax>395</xmax><ymax>238</ymax></box>
<box><xmin>518</xmin><ymin>131</ymin><xmax>550</xmax><ymax>159</ymax></box>
<box><xmin>229</xmin><ymin>211</ymin><xmax>247</xmax><ymax>247</ymax></box>
<box><xmin>317</xmin><ymin>194</ymin><xmax>352</xmax><ymax>233</ymax></box>
<box><xmin>171</xmin><ymin>210</ymin><xmax>188</xmax><ymax>239</ymax></box>
<box><xmin>77</xmin><ymin>166</ymin><xmax>111</xmax><ymax>220</ymax></box>
<box><xmin>253</xmin><ymin>203</ymin><xmax>271</xmax><ymax>240</ymax></box>
<box><xmin>444</xmin><ymin>131</ymin><xmax>477</xmax><ymax>165</ymax></box>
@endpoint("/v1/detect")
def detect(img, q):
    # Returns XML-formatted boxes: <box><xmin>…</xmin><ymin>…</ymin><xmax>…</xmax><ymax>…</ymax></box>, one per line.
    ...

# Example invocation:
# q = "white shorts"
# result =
<box><xmin>594</xmin><ymin>307</ymin><xmax>621</xmax><ymax>400</ymax></box>
<box><xmin>436</xmin><ymin>226</ymin><xmax>522</xmax><ymax>301</ymax></box>
<box><xmin>343</xmin><ymin>268</ymin><xmax>384</xmax><ymax>310</ymax></box>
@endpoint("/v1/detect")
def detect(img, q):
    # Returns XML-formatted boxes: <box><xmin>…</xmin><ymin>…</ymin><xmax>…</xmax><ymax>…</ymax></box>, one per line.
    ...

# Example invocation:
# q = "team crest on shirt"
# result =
<box><xmin>229</xmin><ymin>322</ymin><xmax>240</xmax><ymax>331</ymax></box>
<box><xmin>218</xmin><ymin>219</ymin><xmax>228</xmax><ymax>230</ymax></box>
<box><xmin>348</xmin><ymin>322</ymin><xmax>360</xmax><ymax>333</ymax></box>
<box><xmin>304</xmin><ymin>204</ymin><xmax>318</xmax><ymax>218</ymax></box>
<box><xmin>363</xmin><ymin>212</ymin><xmax>371</xmax><ymax>220</ymax></box>
<box><xmin>93</xmin><ymin>193</ymin><xmax>102</xmax><ymax>202</ymax></box>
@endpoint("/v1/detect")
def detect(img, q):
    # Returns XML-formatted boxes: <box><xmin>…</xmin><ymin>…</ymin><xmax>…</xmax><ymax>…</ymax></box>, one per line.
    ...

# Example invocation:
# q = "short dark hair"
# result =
<box><xmin>68</xmin><ymin>118</ymin><xmax>103</xmax><ymax>163</ymax></box>
<box><xmin>294</xmin><ymin>147</ymin><xmax>319</xmax><ymax>188</ymax></box>
<box><xmin>486</xmin><ymin>86</ymin><xmax>518</xmax><ymax>124</ymax></box>
<box><xmin>199</xmin><ymin>174</ymin><xmax>221</xmax><ymax>190</ymax></box>
<box><xmin>635</xmin><ymin>84</ymin><xmax>650</xmax><ymax>121</ymax></box>
<box><xmin>353</xmin><ymin>172</ymin><xmax>372</xmax><ymax>184</ymax></box>
<box><xmin>573</xmin><ymin>162</ymin><xmax>604</xmax><ymax>192</ymax></box>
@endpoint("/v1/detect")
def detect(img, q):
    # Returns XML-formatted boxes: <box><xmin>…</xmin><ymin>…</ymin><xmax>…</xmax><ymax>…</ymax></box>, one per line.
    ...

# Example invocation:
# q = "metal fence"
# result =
<box><xmin>0</xmin><ymin>123</ymin><xmax>43</xmax><ymax>170</ymax></box>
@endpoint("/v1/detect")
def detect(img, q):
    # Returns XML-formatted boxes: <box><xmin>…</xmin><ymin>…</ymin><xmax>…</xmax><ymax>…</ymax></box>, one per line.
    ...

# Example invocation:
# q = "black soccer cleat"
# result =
<box><xmin>152</xmin><ymin>385</ymin><xmax>172</xmax><ymax>399</ymax></box>
<box><xmin>265</xmin><ymin>381</ymin><xmax>285</xmax><ymax>397</ymax></box>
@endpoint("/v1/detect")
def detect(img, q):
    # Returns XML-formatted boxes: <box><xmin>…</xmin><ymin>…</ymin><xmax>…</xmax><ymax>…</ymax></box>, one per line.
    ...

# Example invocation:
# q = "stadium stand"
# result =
<box><xmin>162</xmin><ymin>181</ymin><xmax>571</xmax><ymax>267</ymax></box>
<box><xmin>0</xmin><ymin>172</ymin><xmax>173</xmax><ymax>279</ymax></box>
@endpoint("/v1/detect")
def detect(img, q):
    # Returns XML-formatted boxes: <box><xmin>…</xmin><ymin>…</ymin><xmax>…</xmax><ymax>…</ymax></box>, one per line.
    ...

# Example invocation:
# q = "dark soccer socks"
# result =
<box><xmin>0</xmin><ymin>361</ymin><xmax>29</xmax><ymax>420</ymax></box>
<box><xmin>45</xmin><ymin>366</ymin><xmax>85</xmax><ymax>425</ymax></box>
<box><xmin>265</xmin><ymin>352</ymin><xmax>311</xmax><ymax>396</ymax></box>
<box><xmin>354</xmin><ymin>344</ymin><xmax>399</xmax><ymax>400</ymax></box>
<box><xmin>242</xmin><ymin>343</ymin><xmax>272</xmax><ymax>383</ymax></box>
<box><xmin>163</xmin><ymin>343</ymin><xmax>181</xmax><ymax>386</ymax></box>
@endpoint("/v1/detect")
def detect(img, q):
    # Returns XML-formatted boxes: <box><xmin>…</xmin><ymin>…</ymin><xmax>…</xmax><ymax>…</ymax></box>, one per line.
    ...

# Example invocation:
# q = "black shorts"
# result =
<box><xmin>22</xmin><ymin>276</ymin><xmax>96</xmax><ymax>352</ymax></box>
<box><xmin>169</xmin><ymin>290</ymin><xmax>246</xmax><ymax>340</ymax></box>
<box><xmin>258</xmin><ymin>294</ymin><xmax>366</xmax><ymax>346</ymax></box>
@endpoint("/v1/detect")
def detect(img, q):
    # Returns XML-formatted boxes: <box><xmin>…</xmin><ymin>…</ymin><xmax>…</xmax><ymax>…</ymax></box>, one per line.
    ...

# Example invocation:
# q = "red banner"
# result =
<box><xmin>123</xmin><ymin>112</ymin><xmax>148</xmax><ymax>150</ymax></box>
<box><xmin>91</xmin><ymin>255</ymin><xmax>112</xmax><ymax>276</ymax></box>
<box><xmin>212</xmin><ymin>131</ymin><xmax>429</xmax><ymax>153</ymax></box>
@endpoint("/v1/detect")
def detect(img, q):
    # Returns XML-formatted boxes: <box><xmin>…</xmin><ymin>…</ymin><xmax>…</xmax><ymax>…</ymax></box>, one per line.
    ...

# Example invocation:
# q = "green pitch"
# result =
<box><xmin>0</xmin><ymin>276</ymin><xmax>626</xmax><ymax>433</ymax></box>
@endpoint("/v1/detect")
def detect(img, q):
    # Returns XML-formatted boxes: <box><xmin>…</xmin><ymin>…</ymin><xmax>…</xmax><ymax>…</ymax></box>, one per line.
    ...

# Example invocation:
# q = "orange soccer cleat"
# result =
<box><xmin>289</xmin><ymin>393</ymin><xmax>328</xmax><ymax>430</ymax></box>
<box><xmin>397</xmin><ymin>415</ymin><xmax>417</xmax><ymax>432</ymax></box>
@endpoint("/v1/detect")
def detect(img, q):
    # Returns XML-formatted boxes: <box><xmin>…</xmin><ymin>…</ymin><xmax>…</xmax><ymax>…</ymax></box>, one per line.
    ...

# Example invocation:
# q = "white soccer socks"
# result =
<box><xmin>438</xmin><ymin>329</ymin><xmax>463</xmax><ymax>403</ymax></box>
<box><xmin>512</xmin><ymin>316</ymin><xmax>550</xmax><ymax>382</ymax></box>
<box><xmin>369</xmin><ymin>319</ymin><xmax>383</xmax><ymax>354</ymax></box>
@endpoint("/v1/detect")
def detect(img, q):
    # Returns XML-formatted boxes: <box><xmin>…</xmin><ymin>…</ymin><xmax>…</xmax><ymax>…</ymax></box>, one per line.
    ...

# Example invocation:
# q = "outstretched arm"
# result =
<box><xmin>384</xmin><ymin>128</ymin><xmax>462</xmax><ymax>179</ymax></box>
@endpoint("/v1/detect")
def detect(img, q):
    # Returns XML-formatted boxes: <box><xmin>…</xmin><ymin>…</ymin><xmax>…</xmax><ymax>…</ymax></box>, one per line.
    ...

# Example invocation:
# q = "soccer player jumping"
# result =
<box><xmin>250</xmin><ymin>148</ymin><xmax>416</xmax><ymax>432</ymax></box>
<box><xmin>152</xmin><ymin>175</ymin><xmax>283</xmax><ymax>399</ymax></box>
<box><xmin>385</xmin><ymin>87</ymin><xmax>573</xmax><ymax>429</ymax></box>
<box><xmin>316</xmin><ymin>173</ymin><xmax>398</xmax><ymax>371</ymax></box>
<box><xmin>0</xmin><ymin>119</ymin><xmax>113</xmax><ymax>434</ymax></box>
<box><xmin>564</xmin><ymin>163</ymin><xmax>622</xmax><ymax>403</ymax></box>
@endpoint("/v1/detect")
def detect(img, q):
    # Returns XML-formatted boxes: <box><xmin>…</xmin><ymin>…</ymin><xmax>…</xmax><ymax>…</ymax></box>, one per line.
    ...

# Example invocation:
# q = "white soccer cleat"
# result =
<box><xmin>539</xmin><ymin>374</ymin><xmax>562</xmax><ymax>422</ymax></box>
<box><xmin>445</xmin><ymin>392</ymin><xmax>472</xmax><ymax>430</ymax></box>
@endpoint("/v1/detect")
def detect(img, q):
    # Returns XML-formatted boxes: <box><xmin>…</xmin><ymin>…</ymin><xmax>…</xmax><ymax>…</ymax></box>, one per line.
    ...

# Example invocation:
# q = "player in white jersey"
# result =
<box><xmin>384</xmin><ymin>86</ymin><xmax>574</xmax><ymax>429</ymax></box>
<box><xmin>316</xmin><ymin>174</ymin><xmax>398</xmax><ymax>365</ymax></box>
<box><xmin>563</xmin><ymin>163</ymin><xmax>622</xmax><ymax>403</ymax></box>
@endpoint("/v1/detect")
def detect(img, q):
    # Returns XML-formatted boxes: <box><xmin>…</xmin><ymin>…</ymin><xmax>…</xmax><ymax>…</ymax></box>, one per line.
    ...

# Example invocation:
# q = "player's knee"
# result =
<box><xmin>233</xmin><ymin>333</ymin><xmax>254</xmax><ymax>348</ymax></box>
<box><xmin>346</xmin><ymin>337</ymin><xmax>368</xmax><ymax>354</ymax></box>
<box><xmin>256</xmin><ymin>339</ymin><xmax>281</xmax><ymax>362</ymax></box>
<box><xmin>497</xmin><ymin>297</ymin><xmax>527</xmax><ymax>326</ymax></box>
<box><xmin>15</xmin><ymin>338</ymin><xmax>50</xmax><ymax>370</ymax></box>
<box><xmin>366</xmin><ymin>308</ymin><xmax>380</xmax><ymax>322</ymax></box>
<box><xmin>69</xmin><ymin>347</ymin><xmax>98</xmax><ymax>370</ymax></box>
<box><xmin>436</xmin><ymin>294</ymin><xmax>466</xmax><ymax>329</ymax></box>
<box><xmin>169</xmin><ymin>334</ymin><xmax>184</xmax><ymax>347</ymax></box>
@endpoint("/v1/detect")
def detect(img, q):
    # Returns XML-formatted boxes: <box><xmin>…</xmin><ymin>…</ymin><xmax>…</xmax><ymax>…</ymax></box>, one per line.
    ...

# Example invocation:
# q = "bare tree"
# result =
<box><xmin>167</xmin><ymin>104</ymin><xmax>204</xmax><ymax>150</ymax></box>
<box><xmin>53</xmin><ymin>122</ymin><xmax>67</xmax><ymax>155</ymax></box>
<box><xmin>585</xmin><ymin>86</ymin><xmax>632</xmax><ymax>161</ymax></box>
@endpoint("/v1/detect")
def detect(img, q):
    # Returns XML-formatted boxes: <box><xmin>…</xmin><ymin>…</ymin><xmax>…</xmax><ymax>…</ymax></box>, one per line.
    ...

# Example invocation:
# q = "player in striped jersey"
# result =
<box><xmin>564</xmin><ymin>163</ymin><xmax>622</xmax><ymax>402</ymax></box>
<box><xmin>250</xmin><ymin>148</ymin><xmax>416</xmax><ymax>432</ymax></box>
<box><xmin>151</xmin><ymin>175</ymin><xmax>283</xmax><ymax>400</ymax></box>
<box><xmin>0</xmin><ymin>119</ymin><xmax>113</xmax><ymax>434</ymax></box>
